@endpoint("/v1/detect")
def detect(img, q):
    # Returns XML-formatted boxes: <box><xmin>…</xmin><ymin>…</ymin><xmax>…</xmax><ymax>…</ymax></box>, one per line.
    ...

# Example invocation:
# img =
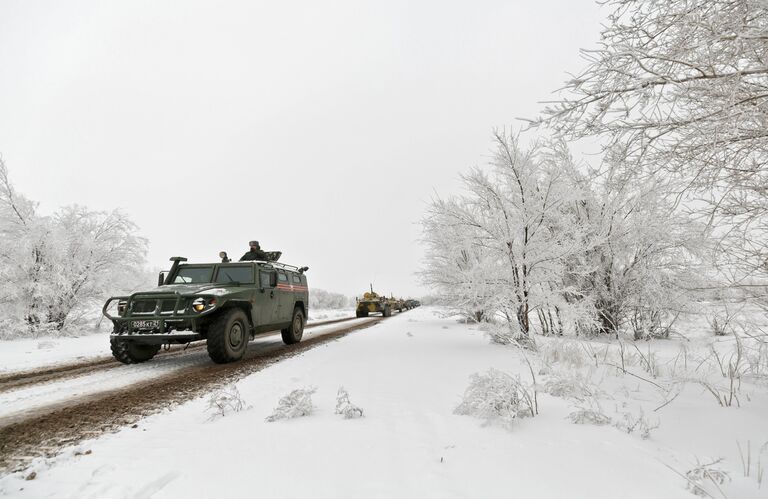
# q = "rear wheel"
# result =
<box><xmin>207</xmin><ymin>309</ymin><xmax>250</xmax><ymax>363</ymax></box>
<box><xmin>110</xmin><ymin>338</ymin><xmax>161</xmax><ymax>364</ymax></box>
<box><xmin>282</xmin><ymin>307</ymin><xmax>305</xmax><ymax>345</ymax></box>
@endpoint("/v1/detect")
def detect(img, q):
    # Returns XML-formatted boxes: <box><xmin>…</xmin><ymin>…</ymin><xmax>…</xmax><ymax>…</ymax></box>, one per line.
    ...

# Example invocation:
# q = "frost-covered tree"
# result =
<box><xmin>421</xmin><ymin>197</ymin><xmax>496</xmax><ymax>322</ymax></box>
<box><xmin>538</xmin><ymin>0</ymin><xmax>768</xmax><ymax>291</ymax></box>
<box><xmin>422</xmin><ymin>132</ymin><xmax>710</xmax><ymax>338</ymax></box>
<box><xmin>421</xmin><ymin>132</ymin><xmax>592</xmax><ymax>335</ymax></box>
<box><xmin>567</xmin><ymin>174</ymin><xmax>711</xmax><ymax>337</ymax></box>
<box><xmin>0</xmin><ymin>157</ymin><xmax>148</xmax><ymax>336</ymax></box>
<box><xmin>309</xmin><ymin>288</ymin><xmax>353</xmax><ymax>309</ymax></box>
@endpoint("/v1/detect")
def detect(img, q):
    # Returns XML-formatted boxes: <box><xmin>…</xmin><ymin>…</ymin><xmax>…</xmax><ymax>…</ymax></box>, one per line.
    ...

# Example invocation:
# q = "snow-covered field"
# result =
<box><xmin>0</xmin><ymin>309</ymin><xmax>355</xmax><ymax>373</ymax></box>
<box><xmin>2</xmin><ymin>306</ymin><xmax>766</xmax><ymax>498</ymax></box>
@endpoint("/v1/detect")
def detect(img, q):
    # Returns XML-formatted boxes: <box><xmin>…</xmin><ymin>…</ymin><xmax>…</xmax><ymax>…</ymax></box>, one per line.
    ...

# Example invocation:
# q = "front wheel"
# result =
<box><xmin>111</xmin><ymin>338</ymin><xmax>161</xmax><ymax>364</ymax></box>
<box><xmin>282</xmin><ymin>307</ymin><xmax>305</xmax><ymax>345</ymax></box>
<box><xmin>207</xmin><ymin>309</ymin><xmax>250</xmax><ymax>363</ymax></box>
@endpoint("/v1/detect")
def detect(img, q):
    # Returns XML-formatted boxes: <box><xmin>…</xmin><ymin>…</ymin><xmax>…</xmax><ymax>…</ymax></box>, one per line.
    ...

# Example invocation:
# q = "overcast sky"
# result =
<box><xmin>0</xmin><ymin>0</ymin><xmax>603</xmax><ymax>298</ymax></box>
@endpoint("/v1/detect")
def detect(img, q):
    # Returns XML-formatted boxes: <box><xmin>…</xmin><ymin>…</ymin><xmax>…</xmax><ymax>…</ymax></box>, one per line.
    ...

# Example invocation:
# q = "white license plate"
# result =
<box><xmin>133</xmin><ymin>320</ymin><xmax>160</xmax><ymax>330</ymax></box>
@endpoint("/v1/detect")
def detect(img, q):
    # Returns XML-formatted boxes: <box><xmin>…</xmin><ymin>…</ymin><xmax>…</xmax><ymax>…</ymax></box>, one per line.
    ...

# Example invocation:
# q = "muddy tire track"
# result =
<box><xmin>0</xmin><ymin>316</ymin><xmax>359</xmax><ymax>394</ymax></box>
<box><xmin>0</xmin><ymin>318</ymin><xmax>381</xmax><ymax>474</ymax></box>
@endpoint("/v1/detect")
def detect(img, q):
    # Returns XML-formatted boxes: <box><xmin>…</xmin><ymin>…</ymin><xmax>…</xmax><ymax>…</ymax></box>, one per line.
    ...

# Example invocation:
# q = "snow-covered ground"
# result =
<box><xmin>307</xmin><ymin>307</ymin><xmax>356</xmax><ymax>322</ymax></box>
<box><xmin>2</xmin><ymin>306</ymin><xmax>766</xmax><ymax>498</ymax></box>
<box><xmin>0</xmin><ymin>309</ymin><xmax>355</xmax><ymax>373</ymax></box>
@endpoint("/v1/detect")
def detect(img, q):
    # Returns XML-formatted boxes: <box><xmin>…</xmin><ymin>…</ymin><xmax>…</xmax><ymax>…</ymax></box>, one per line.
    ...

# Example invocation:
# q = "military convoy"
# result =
<box><xmin>355</xmin><ymin>285</ymin><xmax>420</xmax><ymax>317</ymax></box>
<box><xmin>103</xmin><ymin>255</ymin><xmax>309</xmax><ymax>365</ymax></box>
<box><xmin>103</xmin><ymin>250</ymin><xmax>420</xmax><ymax>365</ymax></box>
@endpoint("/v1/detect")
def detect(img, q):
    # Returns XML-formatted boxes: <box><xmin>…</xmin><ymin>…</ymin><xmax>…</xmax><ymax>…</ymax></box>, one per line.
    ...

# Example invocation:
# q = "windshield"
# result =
<box><xmin>172</xmin><ymin>266</ymin><xmax>214</xmax><ymax>284</ymax></box>
<box><xmin>215</xmin><ymin>266</ymin><xmax>254</xmax><ymax>284</ymax></box>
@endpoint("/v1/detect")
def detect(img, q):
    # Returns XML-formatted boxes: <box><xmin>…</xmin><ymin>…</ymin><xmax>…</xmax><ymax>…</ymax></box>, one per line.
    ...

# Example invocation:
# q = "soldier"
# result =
<box><xmin>239</xmin><ymin>240</ymin><xmax>268</xmax><ymax>261</ymax></box>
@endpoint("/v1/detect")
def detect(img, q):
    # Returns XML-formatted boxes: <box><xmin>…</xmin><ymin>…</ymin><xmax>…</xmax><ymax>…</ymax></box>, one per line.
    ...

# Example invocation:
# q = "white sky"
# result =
<box><xmin>0</xmin><ymin>0</ymin><xmax>604</xmax><ymax>298</ymax></box>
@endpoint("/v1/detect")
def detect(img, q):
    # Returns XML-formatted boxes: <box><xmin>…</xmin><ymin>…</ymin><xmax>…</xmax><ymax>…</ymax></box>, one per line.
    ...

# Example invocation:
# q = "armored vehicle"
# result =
<box><xmin>405</xmin><ymin>299</ymin><xmax>420</xmax><ymax>309</ymax></box>
<box><xmin>393</xmin><ymin>297</ymin><xmax>407</xmax><ymax>312</ymax></box>
<box><xmin>355</xmin><ymin>286</ymin><xmax>392</xmax><ymax>318</ymax></box>
<box><xmin>103</xmin><ymin>256</ymin><xmax>309</xmax><ymax>364</ymax></box>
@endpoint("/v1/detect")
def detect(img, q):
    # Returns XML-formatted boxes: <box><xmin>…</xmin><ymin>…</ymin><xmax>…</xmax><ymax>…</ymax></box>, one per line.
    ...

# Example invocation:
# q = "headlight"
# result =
<box><xmin>192</xmin><ymin>297</ymin><xmax>217</xmax><ymax>313</ymax></box>
<box><xmin>192</xmin><ymin>298</ymin><xmax>206</xmax><ymax>312</ymax></box>
<box><xmin>117</xmin><ymin>300</ymin><xmax>128</xmax><ymax>316</ymax></box>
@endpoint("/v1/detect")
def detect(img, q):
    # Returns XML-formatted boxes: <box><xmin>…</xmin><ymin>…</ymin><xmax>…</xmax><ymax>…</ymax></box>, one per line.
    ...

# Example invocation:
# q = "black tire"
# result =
<box><xmin>356</xmin><ymin>309</ymin><xmax>369</xmax><ymax>318</ymax></box>
<box><xmin>383</xmin><ymin>306</ymin><xmax>391</xmax><ymax>317</ymax></box>
<box><xmin>207</xmin><ymin>308</ymin><xmax>250</xmax><ymax>364</ymax></box>
<box><xmin>281</xmin><ymin>307</ymin><xmax>305</xmax><ymax>345</ymax></box>
<box><xmin>110</xmin><ymin>338</ymin><xmax>161</xmax><ymax>364</ymax></box>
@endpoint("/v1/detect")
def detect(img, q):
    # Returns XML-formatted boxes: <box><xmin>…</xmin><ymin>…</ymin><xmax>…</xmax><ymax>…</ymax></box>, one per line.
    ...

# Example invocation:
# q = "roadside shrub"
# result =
<box><xmin>266</xmin><ymin>387</ymin><xmax>317</xmax><ymax>422</ymax></box>
<box><xmin>482</xmin><ymin>322</ymin><xmax>537</xmax><ymax>350</ymax></box>
<box><xmin>543</xmin><ymin>372</ymin><xmax>598</xmax><ymax>401</ymax></box>
<box><xmin>454</xmin><ymin>368</ymin><xmax>536</xmax><ymax>428</ymax></box>
<box><xmin>539</xmin><ymin>339</ymin><xmax>589</xmax><ymax>369</ymax></box>
<box><xmin>685</xmin><ymin>459</ymin><xmax>730</xmax><ymax>497</ymax></box>
<box><xmin>206</xmin><ymin>385</ymin><xmax>247</xmax><ymax>420</ymax></box>
<box><xmin>335</xmin><ymin>386</ymin><xmax>364</xmax><ymax>419</ymax></box>
<box><xmin>614</xmin><ymin>410</ymin><xmax>659</xmax><ymax>440</ymax></box>
<box><xmin>568</xmin><ymin>408</ymin><xmax>611</xmax><ymax>426</ymax></box>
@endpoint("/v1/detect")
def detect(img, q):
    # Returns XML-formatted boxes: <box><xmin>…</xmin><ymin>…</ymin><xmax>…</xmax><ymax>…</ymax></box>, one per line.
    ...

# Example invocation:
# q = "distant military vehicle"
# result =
<box><xmin>391</xmin><ymin>297</ymin><xmax>406</xmax><ymax>312</ymax></box>
<box><xmin>355</xmin><ymin>286</ymin><xmax>392</xmax><ymax>317</ymax></box>
<box><xmin>405</xmin><ymin>299</ymin><xmax>421</xmax><ymax>309</ymax></box>
<box><xmin>103</xmin><ymin>256</ymin><xmax>309</xmax><ymax>364</ymax></box>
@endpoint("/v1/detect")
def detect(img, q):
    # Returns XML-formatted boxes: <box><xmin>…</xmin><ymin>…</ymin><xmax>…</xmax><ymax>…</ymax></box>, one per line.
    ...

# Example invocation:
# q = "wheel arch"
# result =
<box><xmin>217</xmin><ymin>300</ymin><xmax>254</xmax><ymax>328</ymax></box>
<box><xmin>293</xmin><ymin>300</ymin><xmax>306</xmax><ymax>318</ymax></box>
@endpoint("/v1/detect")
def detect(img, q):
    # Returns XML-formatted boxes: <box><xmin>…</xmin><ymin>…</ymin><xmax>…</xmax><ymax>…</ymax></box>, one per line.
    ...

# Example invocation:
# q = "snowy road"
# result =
<box><xmin>0</xmin><ymin>316</ymin><xmax>384</xmax><ymax>472</ymax></box>
<box><xmin>0</xmin><ymin>315</ymin><xmax>361</xmax><ymax>394</ymax></box>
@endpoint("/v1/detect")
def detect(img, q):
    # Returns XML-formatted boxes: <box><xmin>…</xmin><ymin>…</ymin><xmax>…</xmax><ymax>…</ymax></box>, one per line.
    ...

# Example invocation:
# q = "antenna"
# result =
<box><xmin>370</xmin><ymin>283</ymin><xmax>373</xmax><ymax>294</ymax></box>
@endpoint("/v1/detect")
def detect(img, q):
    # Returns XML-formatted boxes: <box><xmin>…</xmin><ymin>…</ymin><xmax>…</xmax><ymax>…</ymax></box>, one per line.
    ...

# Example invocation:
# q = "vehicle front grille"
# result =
<box><xmin>130</xmin><ymin>298</ymin><xmax>187</xmax><ymax>315</ymax></box>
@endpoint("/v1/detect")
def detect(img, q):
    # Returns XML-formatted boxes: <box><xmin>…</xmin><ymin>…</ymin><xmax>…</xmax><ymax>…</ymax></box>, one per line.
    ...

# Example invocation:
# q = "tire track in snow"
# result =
<box><xmin>0</xmin><ymin>316</ymin><xmax>360</xmax><ymax>394</ymax></box>
<box><xmin>0</xmin><ymin>317</ymin><xmax>384</xmax><ymax>474</ymax></box>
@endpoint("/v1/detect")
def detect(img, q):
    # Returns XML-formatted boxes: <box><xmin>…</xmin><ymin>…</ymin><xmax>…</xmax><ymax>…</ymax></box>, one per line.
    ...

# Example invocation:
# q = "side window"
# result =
<box><xmin>292</xmin><ymin>274</ymin><xmax>301</xmax><ymax>284</ymax></box>
<box><xmin>260</xmin><ymin>271</ymin><xmax>276</xmax><ymax>288</ymax></box>
<box><xmin>278</xmin><ymin>272</ymin><xmax>288</xmax><ymax>283</ymax></box>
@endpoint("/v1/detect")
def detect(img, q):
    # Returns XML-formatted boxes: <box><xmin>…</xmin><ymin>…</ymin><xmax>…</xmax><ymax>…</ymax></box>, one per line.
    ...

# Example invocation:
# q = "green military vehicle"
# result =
<box><xmin>405</xmin><ymin>299</ymin><xmax>420</xmax><ymax>309</ymax></box>
<box><xmin>103</xmin><ymin>256</ymin><xmax>309</xmax><ymax>364</ymax></box>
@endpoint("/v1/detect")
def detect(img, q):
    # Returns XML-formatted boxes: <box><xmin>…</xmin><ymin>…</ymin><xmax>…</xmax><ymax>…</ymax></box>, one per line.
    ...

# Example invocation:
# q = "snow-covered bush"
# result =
<box><xmin>454</xmin><ymin>368</ymin><xmax>536</xmax><ymax>428</ymax></box>
<box><xmin>568</xmin><ymin>409</ymin><xmax>611</xmax><ymax>426</ymax></box>
<box><xmin>206</xmin><ymin>385</ymin><xmax>247</xmax><ymax>420</ymax></box>
<box><xmin>335</xmin><ymin>386</ymin><xmax>364</xmax><ymax>419</ymax></box>
<box><xmin>543</xmin><ymin>372</ymin><xmax>598</xmax><ymax>401</ymax></box>
<box><xmin>483</xmin><ymin>322</ymin><xmax>536</xmax><ymax>350</ymax></box>
<box><xmin>614</xmin><ymin>410</ymin><xmax>659</xmax><ymax>440</ymax></box>
<box><xmin>539</xmin><ymin>339</ymin><xmax>590</xmax><ymax>369</ymax></box>
<box><xmin>266</xmin><ymin>387</ymin><xmax>317</xmax><ymax>422</ymax></box>
<box><xmin>685</xmin><ymin>459</ymin><xmax>731</xmax><ymax>497</ymax></box>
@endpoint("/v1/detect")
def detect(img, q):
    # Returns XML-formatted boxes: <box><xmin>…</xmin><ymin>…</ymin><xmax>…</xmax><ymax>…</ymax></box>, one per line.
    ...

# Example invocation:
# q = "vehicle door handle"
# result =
<box><xmin>270</xmin><ymin>290</ymin><xmax>274</xmax><ymax>299</ymax></box>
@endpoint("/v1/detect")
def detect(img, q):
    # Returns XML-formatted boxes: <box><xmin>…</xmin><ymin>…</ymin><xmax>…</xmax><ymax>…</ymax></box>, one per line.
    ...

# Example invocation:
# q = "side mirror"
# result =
<box><xmin>158</xmin><ymin>272</ymin><xmax>166</xmax><ymax>287</ymax></box>
<box><xmin>270</xmin><ymin>273</ymin><xmax>277</xmax><ymax>287</ymax></box>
